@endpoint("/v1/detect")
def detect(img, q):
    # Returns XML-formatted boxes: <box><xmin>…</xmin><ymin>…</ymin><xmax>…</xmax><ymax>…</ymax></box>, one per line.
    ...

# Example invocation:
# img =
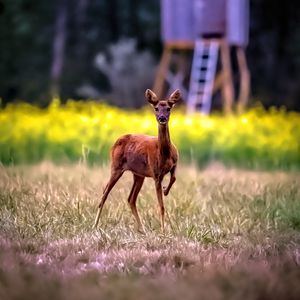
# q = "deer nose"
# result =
<box><xmin>158</xmin><ymin>116</ymin><xmax>167</xmax><ymax>123</ymax></box>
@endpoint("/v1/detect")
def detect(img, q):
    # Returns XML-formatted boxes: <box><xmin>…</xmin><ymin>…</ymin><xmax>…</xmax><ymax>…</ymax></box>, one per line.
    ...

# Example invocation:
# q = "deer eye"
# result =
<box><xmin>154</xmin><ymin>107</ymin><xmax>158</xmax><ymax>111</ymax></box>
<box><xmin>166</xmin><ymin>108</ymin><xmax>171</xmax><ymax>112</ymax></box>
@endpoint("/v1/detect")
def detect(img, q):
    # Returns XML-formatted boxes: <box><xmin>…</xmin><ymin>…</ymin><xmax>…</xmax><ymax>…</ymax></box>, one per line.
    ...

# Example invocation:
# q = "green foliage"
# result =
<box><xmin>94</xmin><ymin>39</ymin><xmax>156</xmax><ymax>107</ymax></box>
<box><xmin>0</xmin><ymin>101</ymin><xmax>300</xmax><ymax>169</ymax></box>
<box><xmin>1</xmin><ymin>0</ymin><xmax>300</xmax><ymax>108</ymax></box>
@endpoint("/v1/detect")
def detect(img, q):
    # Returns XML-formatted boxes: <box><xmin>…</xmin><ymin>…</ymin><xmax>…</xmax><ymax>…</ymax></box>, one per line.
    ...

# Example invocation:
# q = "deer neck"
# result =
<box><xmin>158</xmin><ymin>123</ymin><xmax>171</xmax><ymax>159</ymax></box>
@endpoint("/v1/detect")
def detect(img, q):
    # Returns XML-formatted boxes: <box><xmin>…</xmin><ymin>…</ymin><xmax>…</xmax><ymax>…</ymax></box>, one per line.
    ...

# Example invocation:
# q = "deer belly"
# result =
<box><xmin>125</xmin><ymin>153</ymin><xmax>152</xmax><ymax>177</ymax></box>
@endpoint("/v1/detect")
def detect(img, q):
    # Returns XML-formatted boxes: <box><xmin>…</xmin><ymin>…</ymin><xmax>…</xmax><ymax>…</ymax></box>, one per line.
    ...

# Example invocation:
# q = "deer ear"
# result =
<box><xmin>145</xmin><ymin>89</ymin><xmax>158</xmax><ymax>106</ymax></box>
<box><xmin>168</xmin><ymin>89</ymin><xmax>181</xmax><ymax>106</ymax></box>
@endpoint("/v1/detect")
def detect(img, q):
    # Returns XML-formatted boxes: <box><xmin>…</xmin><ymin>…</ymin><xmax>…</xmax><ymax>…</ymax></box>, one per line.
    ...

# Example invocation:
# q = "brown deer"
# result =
<box><xmin>93</xmin><ymin>89</ymin><xmax>180</xmax><ymax>232</ymax></box>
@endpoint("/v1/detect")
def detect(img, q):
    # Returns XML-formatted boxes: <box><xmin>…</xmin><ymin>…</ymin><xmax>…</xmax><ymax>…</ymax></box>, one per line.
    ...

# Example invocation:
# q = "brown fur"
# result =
<box><xmin>93</xmin><ymin>89</ymin><xmax>181</xmax><ymax>232</ymax></box>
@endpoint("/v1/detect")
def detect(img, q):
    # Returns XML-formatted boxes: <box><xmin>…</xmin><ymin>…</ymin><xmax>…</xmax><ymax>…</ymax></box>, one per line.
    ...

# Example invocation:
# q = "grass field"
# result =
<box><xmin>0</xmin><ymin>162</ymin><xmax>300</xmax><ymax>299</ymax></box>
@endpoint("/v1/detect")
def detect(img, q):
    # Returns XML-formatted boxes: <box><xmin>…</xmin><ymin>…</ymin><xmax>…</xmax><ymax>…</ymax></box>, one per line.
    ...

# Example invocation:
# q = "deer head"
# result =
<box><xmin>145</xmin><ymin>89</ymin><xmax>181</xmax><ymax>125</ymax></box>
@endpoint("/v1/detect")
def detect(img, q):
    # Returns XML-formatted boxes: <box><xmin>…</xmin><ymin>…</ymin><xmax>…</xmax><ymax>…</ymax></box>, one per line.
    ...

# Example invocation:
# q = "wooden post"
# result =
<box><xmin>236</xmin><ymin>47</ymin><xmax>250</xmax><ymax>114</ymax></box>
<box><xmin>213</xmin><ymin>70</ymin><xmax>224</xmax><ymax>93</ymax></box>
<box><xmin>153</xmin><ymin>42</ymin><xmax>194</xmax><ymax>99</ymax></box>
<box><xmin>220</xmin><ymin>40</ymin><xmax>234</xmax><ymax>114</ymax></box>
<box><xmin>153</xmin><ymin>46</ymin><xmax>172</xmax><ymax>99</ymax></box>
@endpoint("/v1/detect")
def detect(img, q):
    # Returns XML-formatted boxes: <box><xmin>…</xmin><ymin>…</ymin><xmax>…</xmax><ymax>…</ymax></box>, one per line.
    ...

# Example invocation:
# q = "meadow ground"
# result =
<box><xmin>0</xmin><ymin>162</ymin><xmax>300</xmax><ymax>299</ymax></box>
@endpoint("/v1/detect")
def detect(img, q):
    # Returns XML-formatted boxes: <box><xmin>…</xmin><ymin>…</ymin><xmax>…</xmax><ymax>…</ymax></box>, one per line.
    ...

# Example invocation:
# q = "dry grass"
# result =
<box><xmin>0</xmin><ymin>162</ymin><xmax>300</xmax><ymax>299</ymax></box>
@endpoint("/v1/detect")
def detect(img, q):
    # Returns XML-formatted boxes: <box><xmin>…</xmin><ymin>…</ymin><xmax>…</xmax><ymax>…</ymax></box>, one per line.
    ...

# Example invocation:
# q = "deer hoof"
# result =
<box><xmin>137</xmin><ymin>227</ymin><xmax>145</xmax><ymax>234</ymax></box>
<box><xmin>163</xmin><ymin>186</ymin><xmax>169</xmax><ymax>196</ymax></box>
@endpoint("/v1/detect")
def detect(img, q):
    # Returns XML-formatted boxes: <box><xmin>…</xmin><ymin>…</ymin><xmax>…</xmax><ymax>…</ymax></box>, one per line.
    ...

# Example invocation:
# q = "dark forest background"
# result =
<box><xmin>0</xmin><ymin>0</ymin><xmax>300</xmax><ymax>110</ymax></box>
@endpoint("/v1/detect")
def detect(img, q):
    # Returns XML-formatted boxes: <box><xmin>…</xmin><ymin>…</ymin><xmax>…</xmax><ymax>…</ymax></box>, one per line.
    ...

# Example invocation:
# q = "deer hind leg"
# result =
<box><xmin>163</xmin><ymin>165</ymin><xmax>177</xmax><ymax>196</ymax></box>
<box><xmin>128</xmin><ymin>174</ymin><xmax>145</xmax><ymax>232</ymax></box>
<box><xmin>155</xmin><ymin>180</ymin><xmax>165</xmax><ymax>233</ymax></box>
<box><xmin>93</xmin><ymin>169</ymin><xmax>124</xmax><ymax>228</ymax></box>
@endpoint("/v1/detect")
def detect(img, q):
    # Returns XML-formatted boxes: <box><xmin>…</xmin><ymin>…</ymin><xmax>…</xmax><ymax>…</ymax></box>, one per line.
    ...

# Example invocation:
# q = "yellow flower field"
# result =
<box><xmin>0</xmin><ymin>99</ymin><xmax>300</xmax><ymax>169</ymax></box>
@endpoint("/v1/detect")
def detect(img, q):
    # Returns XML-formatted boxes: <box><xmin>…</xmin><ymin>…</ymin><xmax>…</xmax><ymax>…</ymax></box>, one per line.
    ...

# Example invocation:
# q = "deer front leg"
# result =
<box><xmin>155</xmin><ymin>180</ymin><xmax>165</xmax><ymax>233</ymax></box>
<box><xmin>163</xmin><ymin>165</ymin><xmax>176</xmax><ymax>196</ymax></box>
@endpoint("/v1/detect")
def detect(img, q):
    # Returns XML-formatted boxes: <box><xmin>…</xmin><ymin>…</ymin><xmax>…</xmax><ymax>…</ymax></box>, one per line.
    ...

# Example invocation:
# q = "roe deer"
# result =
<box><xmin>93</xmin><ymin>89</ymin><xmax>181</xmax><ymax>232</ymax></box>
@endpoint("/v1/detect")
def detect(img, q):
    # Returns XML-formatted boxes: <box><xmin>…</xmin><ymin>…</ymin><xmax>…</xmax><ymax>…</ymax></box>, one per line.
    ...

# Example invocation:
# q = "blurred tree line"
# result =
<box><xmin>0</xmin><ymin>0</ymin><xmax>299</xmax><ymax>110</ymax></box>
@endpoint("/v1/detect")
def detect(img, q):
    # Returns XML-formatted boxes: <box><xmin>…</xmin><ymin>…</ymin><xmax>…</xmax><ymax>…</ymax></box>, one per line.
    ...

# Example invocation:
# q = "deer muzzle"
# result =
<box><xmin>158</xmin><ymin>116</ymin><xmax>167</xmax><ymax>124</ymax></box>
